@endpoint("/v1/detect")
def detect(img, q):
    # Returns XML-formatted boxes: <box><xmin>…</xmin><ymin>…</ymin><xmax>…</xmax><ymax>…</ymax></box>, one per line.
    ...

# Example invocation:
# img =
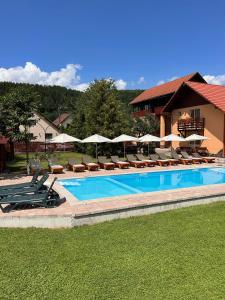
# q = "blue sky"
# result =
<box><xmin>0</xmin><ymin>0</ymin><xmax>225</xmax><ymax>90</ymax></box>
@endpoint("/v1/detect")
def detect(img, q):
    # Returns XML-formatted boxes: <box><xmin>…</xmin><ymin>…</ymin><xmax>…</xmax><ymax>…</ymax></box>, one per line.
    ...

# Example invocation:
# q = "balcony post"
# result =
<box><xmin>160</xmin><ymin>114</ymin><xmax>165</xmax><ymax>148</ymax></box>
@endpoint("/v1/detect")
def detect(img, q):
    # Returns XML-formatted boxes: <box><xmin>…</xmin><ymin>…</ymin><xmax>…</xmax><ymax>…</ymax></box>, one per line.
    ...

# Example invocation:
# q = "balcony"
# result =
<box><xmin>178</xmin><ymin>118</ymin><xmax>205</xmax><ymax>132</ymax></box>
<box><xmin>132</xmin><ymin>109</ymin><xmax>153</xmax><ymax>117</ymax></box>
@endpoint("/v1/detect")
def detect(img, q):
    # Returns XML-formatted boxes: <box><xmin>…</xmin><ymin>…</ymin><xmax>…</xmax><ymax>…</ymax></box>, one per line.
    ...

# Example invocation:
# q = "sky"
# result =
<box><xmin>0</xmin><ymin>0</ymin><xmax>225</xmax><ymax>90</ymax></box>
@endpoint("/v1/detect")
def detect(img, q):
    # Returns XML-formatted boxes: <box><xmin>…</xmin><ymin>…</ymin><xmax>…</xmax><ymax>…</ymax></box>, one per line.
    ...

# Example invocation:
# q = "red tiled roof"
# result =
<box><xmin>130</xmin><ymin>72</ymin><xmax>205</xmax><ymax>105</ymax></box>
<box><xmin>185</xmin><ymin>81</ymin><xmax>225</xmax><ymax>113</ymax></box>
<box><xmin>53</xmin><ymin>113</ymin><xmax>70</xmax><ymax>127</ymax></box>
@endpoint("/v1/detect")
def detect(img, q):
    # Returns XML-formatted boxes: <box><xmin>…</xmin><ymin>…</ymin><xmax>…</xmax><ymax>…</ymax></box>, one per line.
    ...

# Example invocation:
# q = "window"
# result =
<box><xmin>45</xmin><ymin>133</ymin><xmax>53</xmax><ymax>141</ymax></box>
<box><xmin>190</xmin><ymin>108</ymin><xmax>200</xmax><ymax>119</ymax></box>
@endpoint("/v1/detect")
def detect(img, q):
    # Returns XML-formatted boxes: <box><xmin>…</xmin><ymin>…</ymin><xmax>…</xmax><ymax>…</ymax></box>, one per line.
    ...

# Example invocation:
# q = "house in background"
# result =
<box><xmin>130</xmin><ymin>72</ymin><xmax>206</xmax><ymax>138</ymax></box>
<box><xmin>130</xmin><ymin>72</ymin><xmax>225</xmax><ymax>154</ymax></box>
<box><xmin>16</xmin><ymin>112</ymin><xmax>60</xmax><ymax>152</ymax></box>
<box><xmin>163</xmin><ymin>81</ymin><xmax>225</xmax><ymax>154</ymax></box>
<box><xmin>53</xmin><ymin>113</ymin><xmax>72</xmax><ymax>129</ymax></box>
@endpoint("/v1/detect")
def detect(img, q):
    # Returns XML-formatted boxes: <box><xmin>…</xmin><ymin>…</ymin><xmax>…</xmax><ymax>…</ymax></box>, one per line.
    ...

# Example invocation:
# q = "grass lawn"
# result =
<box><xmin>1</xmin><ymin>202</ymin><xmax>225</xmax><ymax>299</ymax></box>
<box><xmin>6</xmin><ymin>151</ymin><xmax>87</xmax><ymax>172</ymax></box>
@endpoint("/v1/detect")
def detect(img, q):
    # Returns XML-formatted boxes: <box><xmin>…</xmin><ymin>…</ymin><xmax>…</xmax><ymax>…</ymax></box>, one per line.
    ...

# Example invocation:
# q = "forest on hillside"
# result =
<box><xmin>0</xmin><ymin>82</ymin><xmax>143</xmax><ymax>121</ymax></box>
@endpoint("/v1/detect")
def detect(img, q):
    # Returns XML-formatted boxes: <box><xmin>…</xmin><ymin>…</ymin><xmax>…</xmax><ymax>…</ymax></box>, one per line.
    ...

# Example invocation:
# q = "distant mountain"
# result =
<box><xmin>0</xmin><ymin>82</ymin><xmax>143</xmax><ymax>121</ymax></box>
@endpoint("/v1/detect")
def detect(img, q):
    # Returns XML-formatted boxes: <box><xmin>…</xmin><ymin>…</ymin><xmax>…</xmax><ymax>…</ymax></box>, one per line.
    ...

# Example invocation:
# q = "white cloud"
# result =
<box><xmin>115</xmin><ymin>79</ymin><xmax>127</xmax><ymax>90</ymax></box>
<box><xmin>203</xmin><ymin>74</ymin><xmax>225</xmax><ymax>85</ymax></box>
<box><xmin>157</xmin><ymin>76</ymin><xmax>178</xmax><ymax>86</ymax></box>
<box><xmin>137</xmin><ymin>76</ymin><xmax>145</xmax><ymax>84</ymax></box>
<box><xmin>0</xmin><ymin>62</ymin><xmax>89</xmax><ymax>91</ymax></box>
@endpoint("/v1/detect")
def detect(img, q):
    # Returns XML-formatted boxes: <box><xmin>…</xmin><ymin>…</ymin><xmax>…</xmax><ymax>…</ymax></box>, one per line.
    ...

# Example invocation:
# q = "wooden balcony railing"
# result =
<box><xmin>132</xmin><ymin>109</ymin><xmax>153</xmax><ymax>117</ymax></box>
<box><xmin>178</xmin><ymin>118</ymin><xmax>205</xmax><ymax>132</ymax></box>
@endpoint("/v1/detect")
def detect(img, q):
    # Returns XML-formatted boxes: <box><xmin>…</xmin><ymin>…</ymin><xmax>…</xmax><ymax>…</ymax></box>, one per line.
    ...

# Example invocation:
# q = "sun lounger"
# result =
<box><xmin>48</xmin><ymin>158</ymin><xmax>64</xmax><ymax>174</ymax></box>
<box><xmin>29</xmin><ymin>159</ymin><xmax>43</xmax><ymax>175</ymax></box>
<box><xmin>0</xmin><ymin>171</ymin><xmax>40</xmax><ymax>191</ymax></box>
<box><xmin>126</xmin><ymin>154</ymin><xmax>145</xmax><ymax>168</ymax></box>
<box><xmin>111</xmin><ymin>156</ymin><xmax>130</xmax><ymax>169</ymax></box>
<box><xmin>68</xmin><ymin>159</ymin><xmax>85</xmax><ymax>172</ymax></box>
<box><xmin>171</xmin><ymin>149</ymin><xmax>192</xmax><ymax>165</ymax></box>
<box><xmin>0</xmin><ymin>173</ymin><xmax>49</xmax><ymax>198</ymax></box>
<box><xmin>0</xmin><ymin>178</ymin><xmax>60</xmax><ymax>212</ymax></box>
<box><xmin>135</xmin><ymin>154</ymin><xmax>156</xmax><ymax>167</ymax></box>
<box><xmin>192</xmin><ymin>152</ymin><xmax>215</xmax><ymax>163</ymax></box>
<box><xmin>149</xmin><ymin>154</ymin><xmax>170</xmax><ymax>166</ymax></box>
<box><xmin>82</xmin><ymin>155</ymin><xmax>99</xmax><ymax>171</ymax></box>
<box><xmin>181</xmin><ymin>151</ymin><xmax>202</xmax><ymax>164</ymax></box>
<box><xmin>98</xmin><ymin>156</ymin><xmax>115</xmax><ymax>170</ymax></box>
<box><xmin>157</xmin><ymin>152</ymin><xmax>179</xmax><ymax>166</ymax></box>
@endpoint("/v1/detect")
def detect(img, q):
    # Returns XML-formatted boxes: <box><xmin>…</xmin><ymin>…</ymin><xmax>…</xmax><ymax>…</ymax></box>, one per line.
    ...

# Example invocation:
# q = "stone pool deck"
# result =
<box><xmin>1</xmin><ymin>163</ymin><xmax>225</xmax><ymax>228</ymax></box>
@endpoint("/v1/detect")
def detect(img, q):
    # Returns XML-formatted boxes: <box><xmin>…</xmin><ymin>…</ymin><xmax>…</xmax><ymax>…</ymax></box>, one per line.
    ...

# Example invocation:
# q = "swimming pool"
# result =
<box><xmin>59</xmin><ymin>167</ymin><xmax>225</xmax><ymax>201</ymax></box>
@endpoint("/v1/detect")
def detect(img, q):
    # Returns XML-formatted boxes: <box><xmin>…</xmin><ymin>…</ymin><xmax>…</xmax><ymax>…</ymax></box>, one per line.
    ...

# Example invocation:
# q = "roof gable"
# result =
<box><xmin>130</xmin><ymin>72</ymin><xmax>206</xmax><ymax>105</ymax></box>
<box><xmin>163</xmin><ymin>81</ymin><xmax>225</xmax><ymax>113</ymax></box>
<box><xmin>53</xmin><ymin>113</ymin><xmax>70</xmax><ymax>126</ymax></box>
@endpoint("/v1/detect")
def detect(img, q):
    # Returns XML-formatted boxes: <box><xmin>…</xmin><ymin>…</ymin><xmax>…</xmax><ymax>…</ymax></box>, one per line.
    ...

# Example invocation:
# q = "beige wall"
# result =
<box><xmin>20</xmin><ymin>113</ymin><xmax>60</xmax><ymax>142</ymax></box>
<box><xmin>61</xmin><ymin>116</ymin><xmax>73</xmax><ymax>129</ymax></box>
<box><xmin>171</xmin><ymin>104</ymin><xmax>224</xmax><ymax>154</ymax></box>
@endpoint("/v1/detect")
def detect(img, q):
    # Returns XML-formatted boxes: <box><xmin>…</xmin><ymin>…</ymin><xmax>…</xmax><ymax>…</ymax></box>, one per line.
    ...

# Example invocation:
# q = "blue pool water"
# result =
<box><xmin>59</xmin><ymin>168</ymin><xmax>225</xmax><ymax>201</ymax></box>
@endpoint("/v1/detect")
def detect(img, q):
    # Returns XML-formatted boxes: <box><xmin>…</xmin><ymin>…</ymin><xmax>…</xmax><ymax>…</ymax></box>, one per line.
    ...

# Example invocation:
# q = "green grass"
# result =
<box><xmin>6</xmin><ymin>151</ymin><xmax>88</xmax><ymax>172</ymax></box>
<box><xmin>1</xmin><ymin>202</ymin><xmax>225</xmax><ymax>299</ymax></box>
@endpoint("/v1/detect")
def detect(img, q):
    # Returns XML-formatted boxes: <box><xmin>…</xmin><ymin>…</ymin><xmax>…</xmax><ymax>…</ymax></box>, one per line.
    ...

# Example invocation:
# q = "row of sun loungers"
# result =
<box><xmin>29</xmin><ymin>150</ymin><xmax>215</xmax><ymax>174</ymax></box>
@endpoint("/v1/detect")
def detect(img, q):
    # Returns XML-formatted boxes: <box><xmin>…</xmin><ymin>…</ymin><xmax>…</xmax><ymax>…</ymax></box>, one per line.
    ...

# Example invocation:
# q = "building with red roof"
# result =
<box><xmin>130</xmin><ymin>72</ymin><xmax>225</xmax><ymax>154</ymax></box>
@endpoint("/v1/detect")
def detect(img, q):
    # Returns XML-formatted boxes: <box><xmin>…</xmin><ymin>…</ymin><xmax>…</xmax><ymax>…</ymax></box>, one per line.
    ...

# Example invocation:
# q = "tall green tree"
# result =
<box><xmin>132</xmin><ymin>115</ymin><xmax>160</xmax><ymax>137</ymax></box>
<box><xmin>0</xmin><ymin>87</ymin><xmax>40</xmax><ymax>164</ymax></box>
<box><xmin>69</xmin><ymin>79</ymin><xmax>131</xmax><ymax>156</ymax></box>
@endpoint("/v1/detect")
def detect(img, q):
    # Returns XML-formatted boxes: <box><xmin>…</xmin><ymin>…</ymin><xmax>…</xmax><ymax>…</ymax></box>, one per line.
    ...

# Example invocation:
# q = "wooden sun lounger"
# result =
<box><xmin>192</xmin><ymin>153</ymin><xmax>215</xmax><ymax>163</ymax></box>
<box><xmin>68</xmin><ymin>159</ymin><xmax>85</xmax><ymax>172</ymax></box>
<box><xmin>82</xmin><ymin>155</ymin><xmax>99</xmax><ymax>171</ymax></box>
<box><xmin>48</xmin><ymin>158</ymin><xmax>64</xmax><ymax>174</ymax></box>
<box><xmin>98</xmin><ymin>156</ymin><xmax>115</xmax><ymax>170</ymax></box>
<box><xmin>149</xmin><ymin>154</ymin><xmax>170</xmax><ymax>166</ymax></box>
<box><xmin>111</xmin><ymin>156</ymin><xmax>130</xmax><ymax>169</ymax></box>
<box><xmin>157</xmin><ymin>152</ymin><xmax>179</xmax><ymax>166</ymax></box>
<box><xmin>126</xmin><ymin>154</ymin><xmax>145</xmax><ymax>168</ymax></box>
<box><xmin>135</xmin><ymin>154</ymin><xmax>156</xmax><ymax>167</ymax></box>
<box><xmin>171</xmin><ymin>150</ymin><xmax>192</xmax><ymax>165</ymax></box>
<box><xmin>181</xmin><ymin>151</ymin><xmax>202</xmax><ymax>164</ymax></box>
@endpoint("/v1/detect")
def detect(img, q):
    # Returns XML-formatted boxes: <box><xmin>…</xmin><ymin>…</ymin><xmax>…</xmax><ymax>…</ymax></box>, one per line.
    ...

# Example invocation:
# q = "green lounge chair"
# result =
<box><xmin>0</xmin><ymin>178</ymin><xmax>60</xmax><ymax>212</ymax></box>
<box><xmin>0</xmin><ymin>173</ymin><xmax>49</xmax><ymax>198</ymax></box>
<box><xmin>0</xmin><ymin>171</ymin><xmax>40</xmax><ymax>191</ymax></box>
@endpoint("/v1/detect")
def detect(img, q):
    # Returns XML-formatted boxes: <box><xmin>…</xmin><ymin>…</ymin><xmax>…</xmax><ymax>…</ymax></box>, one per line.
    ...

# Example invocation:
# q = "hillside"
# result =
<box><xmin>0</xmin><ymin>82</ymin><xmax>143</xmax><ymax>121</ymax></box>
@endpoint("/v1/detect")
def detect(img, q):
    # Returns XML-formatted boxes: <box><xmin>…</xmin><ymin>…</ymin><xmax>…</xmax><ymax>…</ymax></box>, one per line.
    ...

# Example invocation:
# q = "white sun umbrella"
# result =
<box><xmin>112</xmin><ymin>134</ymin><xmax>139</xmax><ymax>158</ymax></box>
<box><xmin>185</xmin><ymin>134</ymin><xmax>208</xmax><ymax>141</ymax></box>
<box><xmin>185</xmin><ymin>134</ymin><xmax>209</xmax><ymax>149</ymax></box>
<box><xmin>49</xmin><ymin>133</ymin><xmax>81</xmax><ymax>151</ymax></box>
<box><xmin>139</xmin><ymin>134</ymin><xmax>161</xmax><ymax>155</ymax></box>
<box><xmin>81</xmin><ymin>134</ymin><xmax>112</xmax><ymax>159</ymax></box>
<box><xmin>161</xmin><ymin>134</ymin><xmax>186</xmax><ymax>142</ymax></box>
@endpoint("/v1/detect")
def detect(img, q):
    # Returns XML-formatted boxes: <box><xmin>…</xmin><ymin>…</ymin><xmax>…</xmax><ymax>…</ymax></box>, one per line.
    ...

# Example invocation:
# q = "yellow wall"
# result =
<box><xmin>171</xmin><ymin>104</ymin><xmax>224</xmax><ymax>154</ymax></box>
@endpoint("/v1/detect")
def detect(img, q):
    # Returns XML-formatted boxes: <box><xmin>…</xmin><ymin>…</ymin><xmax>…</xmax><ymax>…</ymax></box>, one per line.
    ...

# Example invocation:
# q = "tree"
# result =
<box><xmin>69</xmin><ymin>79</ymin><xmax>131</xmax><ymax>156</ymax></box>
<box><xmin>132</xmin><ymin>115</ymin><xmax>160</xmax><ymax>137</ymax></box>
<box><xmin>0</xmin><ymin>87</ymin><xmax>40</xmax><ymax>164</ymax></box>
